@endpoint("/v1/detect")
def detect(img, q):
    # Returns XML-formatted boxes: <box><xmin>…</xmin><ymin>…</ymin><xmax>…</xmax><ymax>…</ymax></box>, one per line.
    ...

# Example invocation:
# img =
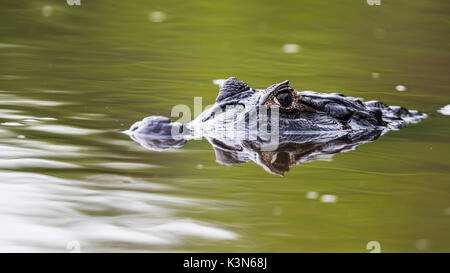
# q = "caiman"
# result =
<box><xmin>125</xmin><ymin>77</ymin><xmax>426</xmax><ymax>175</ymax></box>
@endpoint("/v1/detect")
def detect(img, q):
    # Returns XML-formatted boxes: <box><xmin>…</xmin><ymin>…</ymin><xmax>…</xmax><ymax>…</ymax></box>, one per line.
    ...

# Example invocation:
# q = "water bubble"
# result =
<box><xmin>17</xmin><ymin>135</ymin><xmax>26</xmax><ymax>139</ymax></box>
<box><xmin>320</xmin><ymin>194</ymin><xmax>338</xmax><ymax>203</ymax></box>
<box><xmin>395</xmin><ymin>85</ymin><xmax>407</xmax><ymax>92</ymax></box>
<box><xmin>149</xmin><ymin>11</ymin><xmax>166</xmax><ymax>23</ymax></box>
<box><xmin>371</xmin><ymin>72</ymin><xmax>380</xmax><ymax>79</ymax></box>
<box><xmin>196</xmin><ymin>164</ymin><xmax>204</xmax><ymax>169</ymax></box>
<box><xmin>221</xmin><ymin>41</ymin><xmax>230</xmax><ymax>49</ymax></box>
<box><xmin>374</xmin><ymin>28</ymin><xmax>386</xmax><ymax>39</ymax></box>
<box><xmin>306</xmin><ymin>191</ymin><xmax>319</xmax><ymax>199</ymax></box>
<box><xmin>273</xmin><ymin>206</ymin><xmax>282</xmax><ymax>216</ymax></box>
<box><xmin>437</xmin><ymin>105</ymin><xmax>450</xmax><ymax>116</ymax></box>
<box><xmin>445</xmin><ymin>208</ymin><xmax>450</xmax><ymax>216</ymax></box>
<box><xmin>282</xmin><ymin>44</ymin><xmax>300</xmax><ymax>54</ymax></box>
<box><xmin>41</xmin><ymin>5</ymin><xmax>53</xmax><ymax>17</ymax></box>
<box><xmin>415</xmin><ymin>239</ymin><xmax>430</xmax><ymax>250</ymax></box>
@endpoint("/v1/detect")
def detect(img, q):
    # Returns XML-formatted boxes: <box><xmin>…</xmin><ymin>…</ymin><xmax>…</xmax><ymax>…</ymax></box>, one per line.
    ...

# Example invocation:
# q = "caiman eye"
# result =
<box><xmin>274</xmin><ymin>91</ymin><xmax>292</xmax><ymax>108</ymax></box>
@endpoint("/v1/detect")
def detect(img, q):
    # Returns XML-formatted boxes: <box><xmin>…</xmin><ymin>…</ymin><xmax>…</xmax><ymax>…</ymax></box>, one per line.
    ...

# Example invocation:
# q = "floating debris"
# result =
<box><xmin>371</xmin><ymin>72</ymin><xmax>380</xmax><ymax>79</ymax></box>
<box><xmin>395</xmin><ymin>85</ymin><xmax>407</xmax><ymax>92</ymax></box>
<box><xmin>196</xmin><ymin>163</ymin><xmax>204</xmax><ymax>169</ymax></box>
<box><xmin>17</xmin><ymin>135</ymin><xmax>26</xmax><ymax>139</ymax></box>
<box><xmin>306</xmin><ymin>191</ymin><xmax>319</xmax><ymax>199</ymax></box>
<box><xmin>437</xmin><ymin>105</ymin><xmax>450</xmax><ymax>116</ymax></box>
<box><xmin>149</xmin><ymin>11</ymin><xmax>166</xmax><ymax>23</ymax></box>
<box><xmin>41</xmin><ymin>5</ymin><xmax>53</xmax><ymax>17</ymax></box>
<box><xmin>282</xmin><ymin>44</ymin><xmax>300</xmax><ymax>54</ymax></box>
<box><xmin>320</xmin><ymin>194</ymin><xmax>338</xmax><ymax>203</ymax></box>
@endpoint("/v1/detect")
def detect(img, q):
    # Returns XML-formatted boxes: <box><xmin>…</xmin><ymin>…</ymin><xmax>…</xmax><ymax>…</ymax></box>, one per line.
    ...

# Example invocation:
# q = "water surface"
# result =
<box><xmin>0</xmin><ymin>0</ymin><xmax>449</xmax><ymax>252</ymax></box>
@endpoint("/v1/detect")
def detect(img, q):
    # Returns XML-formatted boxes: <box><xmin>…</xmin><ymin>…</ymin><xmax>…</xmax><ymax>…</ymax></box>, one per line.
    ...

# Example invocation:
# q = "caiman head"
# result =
<box><xmin>196</xmin><ymin>77</ymin><xmax>388</xmax><ymax>133</ymax></box>
<box><xmin>125</xmin><ymin>77</ymin><xmax>426</xmax><ymax>175</ymax></box>
<box><xmin>126</xmin><ymin>77</ymin><xmax>425</xmax><ymax>152</ymax></box>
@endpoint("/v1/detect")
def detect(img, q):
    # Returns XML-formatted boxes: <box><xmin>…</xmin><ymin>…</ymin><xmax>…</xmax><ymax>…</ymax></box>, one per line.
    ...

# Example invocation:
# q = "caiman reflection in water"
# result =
<box><xmin>125</xmin><ymin>77</ymin><xmax>426</xmax><ymax>175</ymax></box>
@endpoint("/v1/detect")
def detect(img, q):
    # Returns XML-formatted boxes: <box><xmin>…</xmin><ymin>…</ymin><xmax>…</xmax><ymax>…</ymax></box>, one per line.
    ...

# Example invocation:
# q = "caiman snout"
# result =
<box><xmin>295</xmin><ymin>96</ymin><xmax>319</xmax><ymax>113</ymax></box>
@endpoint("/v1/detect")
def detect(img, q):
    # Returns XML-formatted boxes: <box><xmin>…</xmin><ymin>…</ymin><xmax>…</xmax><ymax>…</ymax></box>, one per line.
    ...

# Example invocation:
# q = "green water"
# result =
<box><xmin>0</xmin><ymin>0</ymin><xmax>449</xmax><ymax>252</ymax></box>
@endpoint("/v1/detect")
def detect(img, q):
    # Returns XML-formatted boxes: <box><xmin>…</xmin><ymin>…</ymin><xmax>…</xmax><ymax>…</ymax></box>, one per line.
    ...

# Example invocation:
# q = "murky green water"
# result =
<box><xmin>0</xmin><ymin>0</ymin><xmax>449</xmax><ymax>252</ymax></box>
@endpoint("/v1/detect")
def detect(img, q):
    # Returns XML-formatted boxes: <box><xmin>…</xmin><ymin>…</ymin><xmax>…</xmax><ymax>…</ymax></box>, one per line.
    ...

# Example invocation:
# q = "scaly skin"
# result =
<box><xmin>125</xmin><ymin>77</ymin><xmax>426</xmax><ymax>175</ymax></box>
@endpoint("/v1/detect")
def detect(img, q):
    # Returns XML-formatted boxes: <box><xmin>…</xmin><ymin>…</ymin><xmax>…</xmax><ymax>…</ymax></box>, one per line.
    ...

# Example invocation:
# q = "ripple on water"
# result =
<box><xmin>0</xmin><ymin>93</ymin><xmax>66</xmax><ymax>106</ymax></box>
<box><xmin>1</xmin><ymin>122</ymin><xmax>24</xmax><ymax>126</ymax></box>
<box><xmin>69</xmin><ymin>113</ymin><xmax>108</xmax><ymax>120</ymax></box>
<box><xmin>94</xmin><ymin>162</ymin><xmax>159</xmax><ymax>170</ymax></box>
<box><xmin>0</xmin><ymin>43</ymin><xmax>29</xmax><ymax>49</ymax></box>
<box><xmin>149</xmin><ymin>220</ymin><xmax>238</xmax><ymax>240</ymax></box>
<box><xmin>0</xmin><ymin>75</ymin><xmax>26</xmax><ymax>80</ymax></box>
<box><xmin>1</xmin><ymin>99</ymin><xmax>64</xmax><ymax>106</ymax></box>
<box><xmin>0</xmin><ymin>171</ymin><xmax>238</xmax><ymax>251</ymax></box>
<box><xmin>0</xmin><ymin>109</ymin><xmax>34</xmax><ymax>120</ymax></box>
<box><xmin>0</xmin><ymin>141</ymin><xmax>83</xmax><ymax>158</ymax></box>
<box><xmin>0</xmin><ymin>159</ymin><xmax>79</xmax><ymax>169</ymax></box>
<box><xmin>28</xmin><ymin>125</ymin><xmax>101</xmax><ymax>135</ymax></box>
<box><xmin>84</xmin><ymin>174</ymin><xmax>174</xmax><ymax>191</ymax></box>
